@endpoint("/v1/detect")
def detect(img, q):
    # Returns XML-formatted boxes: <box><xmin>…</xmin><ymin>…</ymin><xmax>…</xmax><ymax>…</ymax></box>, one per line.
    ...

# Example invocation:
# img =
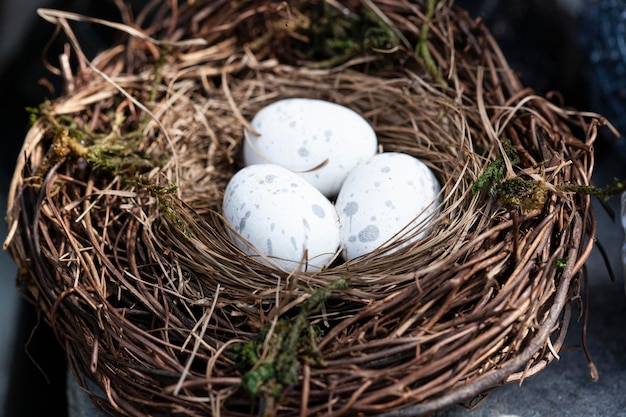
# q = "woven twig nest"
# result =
<box><xmin>4</xmin><ymin>1</ymin><xmax>604</xmax><ymax>416</ymax></box>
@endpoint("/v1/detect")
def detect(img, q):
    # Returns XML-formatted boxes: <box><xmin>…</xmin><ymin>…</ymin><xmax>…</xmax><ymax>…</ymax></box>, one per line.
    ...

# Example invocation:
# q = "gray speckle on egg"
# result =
<box><xmin>290</xmin><ymin>237</ymin><xmax>298</xmax><ymax>251</ymax></box>
<box><xmin>298</xmin><ymin>147</ymin><xmax>309</xmax><ymax>157</ymax></box>
<box><xmin>358</xmin><ymin>225</ymin><xmax>380</xmax><ymax>243</ymax></box>
<box><xmin>344</xmin><ymin>201</ymin><xmax>359</xmax><ymax>216</ymax></box>
<box><xmin>267</xmin><ymin>239</ymin><xmax>273</xmax><ymax>255</ymax></box>
<box><xmin>265</xmin><ymin>174</ymin><xmax>276</xmax><ymax>183</ymax></box>
<box><xmin>349</xmin><ymin>235</ymin><xmax>357</xmax><ymax>243</ymax></box>
<box><xmin>381</xmin><ymin>166</ymin><xmax>390</xmax><ymax>173</ymax></box>
<box><xmin>303</xmin><ymin>218</ymin><xmax>310</xmax><ymax>230</ymax></box>
<box><xmin>238</xmin><ymin>211</ymin><xmax>251</xmax><ymax>232</ymax></box>
<box><xmin>312</xmin><ymin>204</ymin><xmax>325</xmax><ymax>218</ymax></box>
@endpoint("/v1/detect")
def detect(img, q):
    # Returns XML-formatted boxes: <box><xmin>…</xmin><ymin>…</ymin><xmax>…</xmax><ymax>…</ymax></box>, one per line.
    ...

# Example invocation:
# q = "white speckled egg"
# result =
<box><xmin>223</xmin><ymin>164</ymin><xmax>341</xmax><ymax>272</ymax></box>
<box><xmin>335</xmin><ymin>152</ymin><xmax>441</xmax><ymax>261</ymax></box>
<box><xmin>243</xmin><ymin>98</ymin><xmax>378</xmax><ymax>197</ymax></box>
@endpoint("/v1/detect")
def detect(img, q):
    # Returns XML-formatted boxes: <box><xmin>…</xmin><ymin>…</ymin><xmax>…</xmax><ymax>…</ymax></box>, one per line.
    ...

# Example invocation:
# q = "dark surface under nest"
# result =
<box><xmin>3</xmin><ymin>1</ymin><xmax>608</xmax><ymax>416</ymax></box>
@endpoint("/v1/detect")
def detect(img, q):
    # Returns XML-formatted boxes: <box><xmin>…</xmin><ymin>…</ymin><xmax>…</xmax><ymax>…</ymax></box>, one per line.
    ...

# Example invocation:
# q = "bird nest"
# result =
<box><xmin>4</xmin><ymin>1</ymin><xmax>605</xmax><ymax>416</ymax></box>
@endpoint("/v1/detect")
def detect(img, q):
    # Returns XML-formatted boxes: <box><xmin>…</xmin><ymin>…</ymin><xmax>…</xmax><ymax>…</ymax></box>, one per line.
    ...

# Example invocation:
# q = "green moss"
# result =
<box><xmin>416</xmin><ymin>0</ymin><xmax>447</xmax><ymax>86</ymax></box>
<box><xmin>86</xmin><ymin>143</ymin><xmax>156</xmax><ymax>176</ymax></box>
<box><xmin>472</xmin><ymin>138</ymin><xmax>520</xmax><ymax>195</ymax></box>
<box><xmin>555</xmin><ymin>257</ymin><xmax>568</xmax><ymax>269</ymax></box>
<box><xmin>494</xmin><ymin>177</ymin><xmax>548</xmax><ymax>211</ymax></box>
<box><xmin>560</xmin><ymin>179</ymin><xmax>626</xmax><ymax>202</ymax></box>
<box><xmin>24</xmin><ymin>126</ymin><xmax>88</xmax><ymax>188</ymax></box>
<box><xmin>136</xmin><ymin>180</ymin><xmax>191</xmax><ymax>237</ymax></box>
<box><xmin>234</xmin><ymin>277</ymin><xmax>350</xmax><ymax>412</ymax></box>
<box><xmin>302</xmin><ymin>4</ymin><xmax>399</xmax><ymax>68</ymax></box>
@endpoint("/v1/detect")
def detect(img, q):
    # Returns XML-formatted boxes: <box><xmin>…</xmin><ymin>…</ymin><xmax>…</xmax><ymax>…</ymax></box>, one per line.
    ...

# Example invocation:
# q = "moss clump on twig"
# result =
<box><xmin>301</xmin><ymin>3</ymin><xmax>399</xmax><ymax>68</ymax></box>
<box><xmin>86</xmin><ymin>143</ymin><xmax>156</xmax><ymax>176</ymax></box>
<box><xmin>138</xmin><ymin>180</ymin><xmax>192</xmax><ymax>238</ymax></box>
<box><xmin>495</xmin><ymin>177</ymin><xmax>548</xmax><ymax>211</ymax></box>
<box><xmin>471</xmin><ymin>138</ymin><xmax>520</xmax><ymax>195</ymax></box>
<box><xmin>25</xmin><ymin>120</ymin><xmax>160</xmax><ymax>182</ymax></box>
<box><xmin>24</xmin><ymin>126</ymin><xmax>88</xmax><ymax>188</ymax></box>
<box><xmin>234</xmin><ymin>277</ymin><xmax>350</xmax><ymax>416</ymax></box>
<box><xmin>560</xmin><ymin>179</ymin><xmax>626</xmax><ymax>202</ymax></box>
<box><xmin>555</xmin><ymin>257</ymin><xmax>568</xmax><ymax>269</ymax></box>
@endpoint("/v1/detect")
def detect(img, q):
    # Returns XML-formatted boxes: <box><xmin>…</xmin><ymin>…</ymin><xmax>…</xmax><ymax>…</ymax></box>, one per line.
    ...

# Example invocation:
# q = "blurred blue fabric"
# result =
<box><xmin>580</xmin><ymin>0</ymin><xmax>626</xmax><ymax>140</ymax></box>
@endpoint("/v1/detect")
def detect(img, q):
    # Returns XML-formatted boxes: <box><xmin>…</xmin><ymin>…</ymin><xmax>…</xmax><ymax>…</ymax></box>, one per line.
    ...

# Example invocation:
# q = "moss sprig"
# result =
<box><xmin>24</xmin><ymin>126</ymin><xmax>88</xmax><ymax>188</ymax></box>
<box><xmin>416</xmin><ymin>0</ymin><xmax>447</xmax><ymax>86</ymax></box>
<box><xmin>86</xmin><ymin>143</ymin><xmax>157</xmax><ymax>176</ymax></box>
<box><xmin>302</xmin><ymin>4</ymin><xmax>399</xmax><ymax>68</ymax></box>
<box><xmin>136</xmin><ymin>179</ymin><xmax>191</xmax><ymax>237</ymax></box>
<box><xmin>494</xmin><ymin>177</ymin><xmax>548</xmax><ymax>211</ymax></box>
<box><xmin>234</xmin><ymin>277</ymin><xmax>350</xmax><ymax>416</ymax></box>
<box><xmin>555</xmin><ymin>257</ymin><xmax>568</xmax><ymax>269</ymax></box>
<box><xmin>471</xmin><ymin>138</ymin><xmax>520</xmax><ymax>195</ymax></box>
<box><xmin>560</xmin><ymin>179</ymin><xmax>626</xmax><ymax>202</ymax></box>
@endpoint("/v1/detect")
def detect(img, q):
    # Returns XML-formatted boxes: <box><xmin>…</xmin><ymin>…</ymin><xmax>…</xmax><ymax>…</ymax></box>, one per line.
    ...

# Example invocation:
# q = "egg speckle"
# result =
<box><xmin>312</xmin><ymin>204</ymin><xmax>326</xmax><ymax>218</ymax></box>
<box><xmin>358</xmin><ymin>225</ymin><xmax>380</xmax><ymax>242</ymax></box>
<box><xmin>243</xmin><ymin>98</ymin><xmax>378</xmax><ymax>197</ymax></box>
<box><xmin>344</xmin><ymin>201</ymin><xmax>359</xmax><ymax>216</ymax></box>
<box><xmin>223</xmin><ymin>164</ymin><xmax>340</xmax><ymax>272</ymax></box>
<box><xmin>336</xmin><ymin>152</ymin><xmax>441</xmax><ymax>260</ymax></box>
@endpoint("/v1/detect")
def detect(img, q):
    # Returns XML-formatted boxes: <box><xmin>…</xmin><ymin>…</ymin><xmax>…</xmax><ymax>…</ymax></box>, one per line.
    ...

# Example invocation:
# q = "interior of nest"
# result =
<box><xmin>169</xmin><ymin>68</ymin><xmax>487</xmax><ymax>287</ymax></box>
<box><xmin>6</xmin><ymin>0</ymin><xmax>602</xmax><ymax>415</ymax></box>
